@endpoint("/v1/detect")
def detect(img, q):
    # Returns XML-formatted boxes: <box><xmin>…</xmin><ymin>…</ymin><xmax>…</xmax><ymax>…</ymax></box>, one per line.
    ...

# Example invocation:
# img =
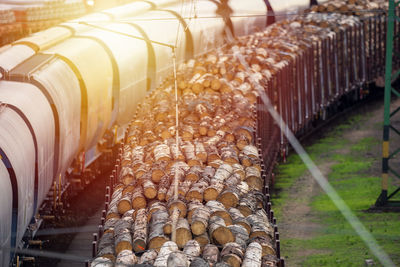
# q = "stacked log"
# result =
<box><xmin>89</xmin><ymin>7</ymin><xmax>375</xmax><ymax>266</ymax></box>
<box><xmin>91</xmin><ymin>31</ymin><xmax>281</xmax><ymax>265</ymax></box>
<box><xmin>309</xmin><ymin>0</ymin><xmax>387</xmax><ymax>16</ymax></box>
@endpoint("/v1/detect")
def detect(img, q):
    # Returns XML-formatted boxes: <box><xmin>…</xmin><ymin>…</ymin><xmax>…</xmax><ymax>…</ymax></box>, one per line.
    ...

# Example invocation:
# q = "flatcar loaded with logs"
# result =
<box><xmin>89</xmin><ymin>1</ymin><xmax>396</xmax><ymax>267</ymax></box>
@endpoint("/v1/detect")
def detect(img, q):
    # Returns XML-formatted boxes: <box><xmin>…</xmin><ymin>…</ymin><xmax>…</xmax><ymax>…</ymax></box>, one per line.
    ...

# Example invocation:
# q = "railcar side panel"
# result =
<box><xmin>45</xmin><ymin>38</ymin><xmax>113</xmax><ymax>151</ymax></box>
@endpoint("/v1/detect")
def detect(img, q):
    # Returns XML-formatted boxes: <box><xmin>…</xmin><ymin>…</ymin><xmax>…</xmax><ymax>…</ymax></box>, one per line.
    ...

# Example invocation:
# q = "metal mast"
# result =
<box><xmin>376</xmin><ymin>0</ymin><xmax>400</xmax><ymax>207</ymax></box>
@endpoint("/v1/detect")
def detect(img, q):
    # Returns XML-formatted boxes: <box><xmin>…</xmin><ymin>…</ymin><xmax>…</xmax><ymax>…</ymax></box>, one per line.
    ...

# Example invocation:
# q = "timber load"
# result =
<box><xmin>91</xmin><ymin>2</ymin><xmax>389</xmax><ymax>266</ymax></box>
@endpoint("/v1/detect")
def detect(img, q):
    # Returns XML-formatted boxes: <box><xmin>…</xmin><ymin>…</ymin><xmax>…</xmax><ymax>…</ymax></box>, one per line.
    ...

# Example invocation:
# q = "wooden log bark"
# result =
<box><xmin>208</xmin><ymin>216</ymin><xmax>235</xmax><ymax>246</ymax></box>
<box><xmin>122</xmin><ymin>209</ymin><xmax>135</xmax><ymax>221</ymax></box>
<box><xmin>232</xmin><ymin>163</ymin><xmax>245</xmax><ymax>181</ymax></box>
<box><xmin>183</xmin><ymin>240</ymin><xmax>201</xmax><ymax>261</ymax></box>
<box><xmin>154</xmin><ymin>241</ymin><xmax>179</xmax><ymax>267</ymax></box>
<box><xmin>148</xmin><ymin>209</ymin><xmax>169</xmax><ymax>250</ymax></box>
<box><xmin>135</xmin><ymin>163</ymin><xmax>150</xmax><ymax>180</ymax></box>
<box><xmin>206</xmin><ymin>200</ymin><xmax>232</xmax><ymax>226</ymax></box>
<box><xmin>186</xmin><ymin>166</ymin><xmax>203</xmax><ymax>182</ymax></box>
<box><xmin>195</xmin><ymin>141</ymin><xmax>207</xmax><ymax>163</ymax></box>
<box><xmin>242</xmin><ymin>145</ymin><xmax>259</xmax><ymax>159</ymax></box>
<box><xmin>114</xmin><ymin>217</ymin><xmax>133</xmax><ymax>255</ymax></box>
<box><xmin>221</xmin><ymin>145</ymin><xmax>239</xmax><ymax>164</ymax></box>
<box><xmin>176</xmin><ymin>217</ymin><xmax>192</xmax><ymax>248</ymax></box>
<box><xmin>228</xmin><ymin>207</ymin><xmax>251</xmax><ymax>234</ymax></box>
<box><xmin>203</xmin><ymin>182</ymin><xmax>224</xmax><ymax>202</ymax></box>
<box><xmin>138</xmin><ymin>249</ymin><xmax>158</xmax><ymax>265</ymax></box>
<box><xmin>221</xmin><ymin>242</ymin><xmax>245</xmax><ymax>267</ymax></box>
<box><xmin>247</xmin><ymin>209</ymin><xmax>274</xmax><ymax>240</ymax></box>
<box><xmin>178</xmin><ymin>180</ymin><xmax>193</xmax><ymax>199</ymax></box>
<box><xmin>202</xmin><ymin>166</ymin><xmax>216</xmax><ymax>179</ymax></box>
<box><xmin>203</xmin><ymin>163</ymin><xmax>231</xmax><ymax>201</ymax></box>
<box><xmin>183</xmin><ymin>141</ymin><xmax>201</xmax><ymax>166</ymax></box>
<box><xmin>169</xmin><ymin>161</ymin><xmax>190</xmax><ymax>178</ymax></box>
<box><xmin>154</xmin><ymin>143</ymin><xmax>172</xmax><ymax>162</ymax></box>
<box><xmin>214</xmin><ymin>164</ymin><xmax>233</xmax><ymax>183</ymax></box>
<box><xmin>131</xmin><ymin>146</ymin><xmax>145</xmax><ymax>171</ymax></box>
<box><xmin>239</xmin><ymin>153</ymin><xmax>253</xmax><ymax>167</ymax></box>
<box><xmin>237</xmin><ymin>181</ymin><xmax>250</xmax><ymax>196</ymax></box>
<box><xmin>163</xmin><ymin>206</ymin><xmax>180</xmax><ymax>235</ymax></box>
<box><xmin>167</xmin><ymin>251</ymin><xmax>190</xmax><ymax>267</ymax></box>
<box><xmin>186</xmin><ymin>179</ymin><xmax>209</xmax><ymax>202</ymax></box>
<box><xmin>115</xmin><ymin>249</ymin><xmax>138</xmax><ymax>267</ymax></box>
<box><xmin>107</xmin><ymin>187</ymin><xmax>123</xmax><ymax>220</ymax></box>
<box><xmin>186</xmin><ymin>200</ymin><xmax>204</xmax><ymax>224</ymax></box>
<box><xmin>225</xmin><ymin>174</ymin><xmax>241</xmax><ymax>188</ymax></box>
<box><xmin>131</xmin><ymin>186</ymin><xmax>147</xmax><ymax>210</ymax></box>
<box><xmin>190</xmin><ymin>204</ymin><xmax>211</xmax><ymax>235</ymax></box>
<box><xmin>189</xmin><ymin>257</ymin><xmax>209</xmax><ymax>267</ymax></box>
<box><xmin>237</xmin><ymin>192</ymin><xmax>264</xmax><ymax>217</ymax></box>
<box><xmin>91</xmin><ymin>257</ymin><xmax>113</xmax><ymax>267</ymax></box>
<box><xmin>148</xmin><ymin>201</ymin><xmax>167</xmax><ymax>222</ymax></box>
<box><xmin>182</xmin><ymin>125</ymin><xmax>195</xmax><ymax>141</ymax></box>
<box><xmin>152</xmin><ymin>161</ymin><xmax>168</xmax><ymax>183</ymax></box>
<box><xmin>228</xmin><ymin>224</ymin><xmax>249</xmax><ymax>247</ymax></box>
<box><xmin>261</xmin><ymin>254</ymin><xmax>279</xmax><ymax>267</ymax></box>
<box><xmin>168</xmin><ymin>198</ymin><xmax>187</xmax><ymax>218</ymax></box>
<box><xmin>143</xmin><ymin>179</ymin><xmax>157</xmax><ymax>200</ymax></box>
<box><xmin>217</xmin><ymin>186</ymin><xmax>240</xmax><ymax>209</ymax></box>
<box><xmin>157</xmin><ymin>175</ymin><xmax>171</xmax><ymax>201</ymax></box>
<box><xmin>202</xmin><ymin>244</ymin><xmax>220</xmax><ymax>266</ymax></box>
<box><xmin>204</xmin><ymin>130</ymin><xmax>225</xmax><ymax>147</ymax></box>
<box><xmin>242</xmin><ymin>242</ymin><xmax>262</xmax><ymax>267</ymax></box>
<box><xmin>117</xmin><ymin>192</ymin><xmax>132</xmax><ymax>216</ymax></box>
<box><xmin>97</xmin><ymin>232</ymin><xmax>115</xmax><ymax>261</ymax></box>
<box><xmin>122</xmin><ymin>183</ymin><xmax>136</xmax><ymax>195</ymax></box>
<box><xmin>133</xmin><ymin>208</ymin><xmax>148</xmax><ymax>252</ymax></box>
<box><xmin>103</xmin><ymin>218</ymin><xmax>118</xmax><ymax>233</ymax></box>
<box><xmin>245</xmin><ymin>166</ymin><xmax>263</xmax><ymax>191</ymax></box>
<box><xmin>170</xmin><ymin>141</ymin><xmax>186</xmax><ymax>161</ymax></box>
<box><xmin>194</xmin><ymin>232</ymin><xmax>210</xmax><ymax>249</ymax></box>
<box><xmin>251</xmin><ymin>236</ymin><xmax>276</xmax><ymax>257</ymax></box>
<box><xmin>119</xmin><ymin>166</ymin><xmax>134</xmax><ymax>185</ymax></box>
<box><xmin>206</xmin><ymin>145</ymin><xmax>220</xmax><ymax>163</ymax></box>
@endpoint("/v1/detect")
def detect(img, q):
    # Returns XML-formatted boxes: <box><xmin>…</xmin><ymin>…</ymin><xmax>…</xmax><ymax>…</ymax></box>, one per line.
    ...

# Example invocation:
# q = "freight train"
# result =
<box><xmin>89</xmin><ymin>1</ymin><xmax>394</xmax><ymax>265</ymax></box>
<box><xmin>0</xmin><ymin>0</ymin><xmax>330</xmax><ymax>265</ymax></box>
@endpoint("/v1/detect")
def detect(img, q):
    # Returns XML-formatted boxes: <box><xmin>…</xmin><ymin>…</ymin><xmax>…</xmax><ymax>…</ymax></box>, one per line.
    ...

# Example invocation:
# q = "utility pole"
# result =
<box><xmin>375</xmin><ymin>0</ymin><xmax>400</xmax><ymax>208</ymax></box>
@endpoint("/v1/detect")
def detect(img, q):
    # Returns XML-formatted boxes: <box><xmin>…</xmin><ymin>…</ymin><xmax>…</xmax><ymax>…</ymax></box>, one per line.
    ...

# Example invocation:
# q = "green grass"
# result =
<box><xmin>272</xmin><ymin>154</ymin><xmax>307</xmax><ymax>215</ymax></box>
<box><xmin>273</xmin><ymin>116</ymin><xmax>400</xmax><ymax>266</ymax></box>
<box><xmin>351</xmin><ymin>137</ymin><xmax>380</xmax><ymax>152</ymax></box>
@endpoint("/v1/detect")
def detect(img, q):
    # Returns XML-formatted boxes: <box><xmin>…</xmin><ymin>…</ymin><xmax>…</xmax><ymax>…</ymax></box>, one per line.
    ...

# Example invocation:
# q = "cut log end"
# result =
<box><xmin>211</xmin><ymin>226</ymin><xmax>235</xmax><ymax>246</ymax></box>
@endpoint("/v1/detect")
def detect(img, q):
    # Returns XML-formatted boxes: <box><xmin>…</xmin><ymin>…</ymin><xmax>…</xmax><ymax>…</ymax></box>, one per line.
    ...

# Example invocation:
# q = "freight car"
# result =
<box><xmin>88</xmin><ymin>2</ymin><xmax>394</xmax><ymax>265</ymax></box>
<box><xmin>0</xmin><ymin>1</ymin><xmax>331</xmax><ymax>266</ymax></box>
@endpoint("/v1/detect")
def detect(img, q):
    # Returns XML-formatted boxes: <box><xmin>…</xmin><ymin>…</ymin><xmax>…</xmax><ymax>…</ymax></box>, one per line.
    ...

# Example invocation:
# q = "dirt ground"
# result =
<box><xmin>277</xmin><ymin>97</ymin><xmax>400</xmax><ymax>266</ymax></box>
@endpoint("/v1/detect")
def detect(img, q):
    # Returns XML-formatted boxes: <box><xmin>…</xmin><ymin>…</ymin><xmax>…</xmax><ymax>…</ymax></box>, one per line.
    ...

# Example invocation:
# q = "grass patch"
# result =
<box><xmin>351</xmin><ymin>137</ymin><xmax>380</xmax><ymax>152</ymax></box>
<box><xmin>273</xmin><ymin>114</ymin><xmax>400</xmax><ymax>266</ymax></box>
<box><xmin>272</xmin><ymin>154</ymin><xmax>307</xmax><ymax>216</ymax></box>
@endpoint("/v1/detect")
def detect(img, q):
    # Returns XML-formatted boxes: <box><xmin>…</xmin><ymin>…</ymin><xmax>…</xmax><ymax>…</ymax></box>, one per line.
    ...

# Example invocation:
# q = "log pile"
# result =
<box><xmin>91</xmin><ymin>7</ymin><xmax>378</xmax><ymax>266</ymax></box>
<box><xmin>309</xmin><ymin>0</ymin><xmax>387</xmax><ymax>16</ymax></box>
<box><xmin>91</xmin><ymin>38</ymin><xmax>278</xmax><ymax>264</ymax></box>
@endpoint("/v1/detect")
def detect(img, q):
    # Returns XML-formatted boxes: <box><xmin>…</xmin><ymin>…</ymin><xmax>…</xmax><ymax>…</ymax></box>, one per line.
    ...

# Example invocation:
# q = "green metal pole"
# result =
<box><xmin>376</xmin><ymin>0</ymin><xmax>395</xmax><ymax>206</ymax></box>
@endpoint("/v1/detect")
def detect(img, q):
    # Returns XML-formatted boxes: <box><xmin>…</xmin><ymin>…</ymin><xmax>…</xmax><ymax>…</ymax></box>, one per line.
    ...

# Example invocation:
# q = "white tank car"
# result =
<box><xmin>0</xmin><ymin>81</ymin><xmax>55</xmax><ymax>266</ymax></box>
<box><xmin>0</xmin><ymin>0</ymin><xmax>314</xmax><ymax>265</ymax></box>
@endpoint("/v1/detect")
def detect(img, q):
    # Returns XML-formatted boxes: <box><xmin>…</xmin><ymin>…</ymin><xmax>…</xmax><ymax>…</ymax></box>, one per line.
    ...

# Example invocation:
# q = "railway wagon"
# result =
<box><xmin>1</xmin><ymin>0</ymin><xmax>328</xmax><ymax>265</ymax></box>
